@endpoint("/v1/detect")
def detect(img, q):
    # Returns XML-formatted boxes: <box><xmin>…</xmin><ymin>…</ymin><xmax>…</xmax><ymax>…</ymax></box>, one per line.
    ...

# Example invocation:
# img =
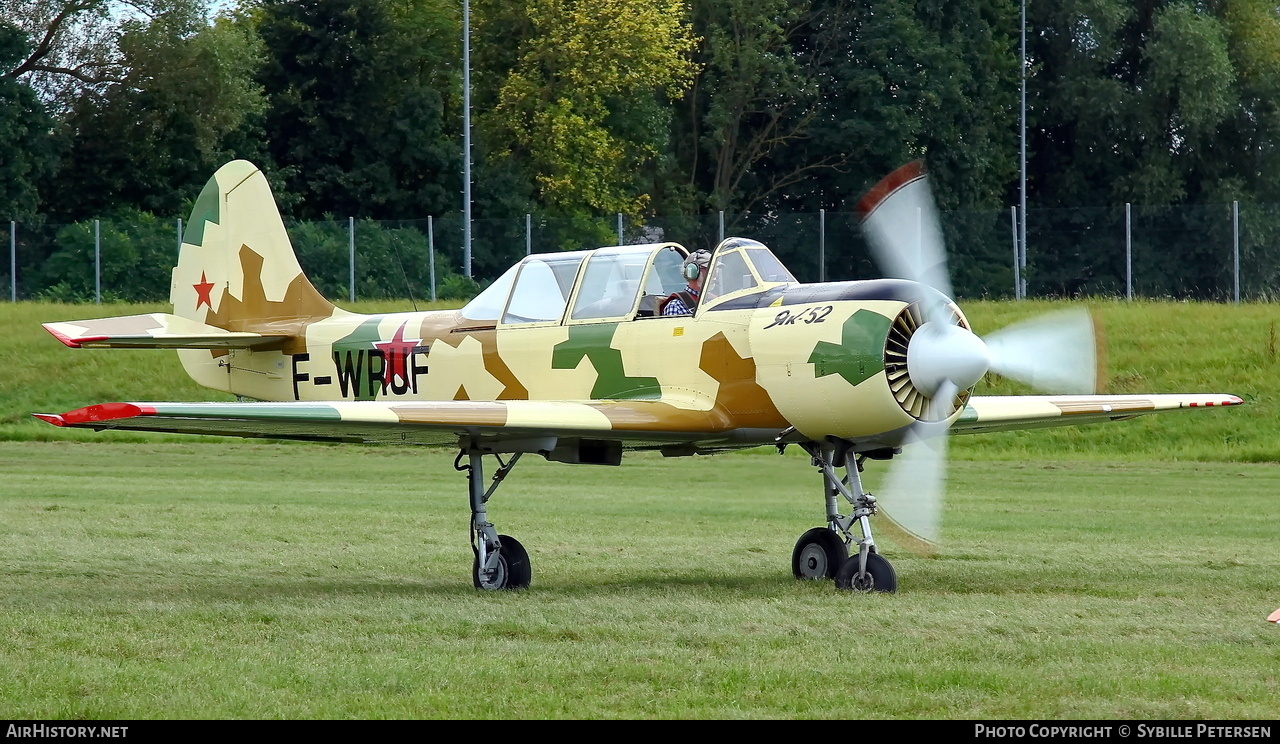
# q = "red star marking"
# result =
<box><xmin>193</xmin><ymin>272</ymin><xmax>215</xmax><ymax>310</ymax></box>
<box><xmin>374</xmin><ymin>322</ymin><xmax>423</xmax><ymax>388</ymax></box>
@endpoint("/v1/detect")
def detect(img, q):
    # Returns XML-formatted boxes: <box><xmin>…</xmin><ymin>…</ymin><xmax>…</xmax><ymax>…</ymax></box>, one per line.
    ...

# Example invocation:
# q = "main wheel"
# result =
<box><xmin>834</xmin><ymin>551</ymin><xmax>897</xmax><ymax>592</ymax></box>
<box><xmin>791</xmin><ymin>527</ymin><xmax>848</xmax><ymax>580</ymax></box>
<box><xmin>472</xmin><ymin>534</ymin><xmax>532</xmax><ymax>590</ymax></box>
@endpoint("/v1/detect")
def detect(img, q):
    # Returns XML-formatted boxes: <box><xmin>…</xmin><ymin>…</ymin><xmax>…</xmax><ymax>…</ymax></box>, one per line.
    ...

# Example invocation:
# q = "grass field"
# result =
<box><xmin>2</xmin><ymin>300</ymin><xmax>1279</xmax><ymax>719</ymax></box>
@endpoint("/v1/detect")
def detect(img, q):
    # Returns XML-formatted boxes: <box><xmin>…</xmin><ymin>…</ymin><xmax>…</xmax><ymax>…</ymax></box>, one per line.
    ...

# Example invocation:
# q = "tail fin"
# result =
<box><xmin>172</xmin><ymin>161</ymin><xmax>335</xmax><ymax>329</ymax></box>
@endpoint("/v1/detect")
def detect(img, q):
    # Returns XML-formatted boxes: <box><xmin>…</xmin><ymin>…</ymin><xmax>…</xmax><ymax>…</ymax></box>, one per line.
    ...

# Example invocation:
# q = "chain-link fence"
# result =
<box><xmin>5</xmin><ymin>203</ymin><xmax>1279</xmax><ymax>303</ymax></box>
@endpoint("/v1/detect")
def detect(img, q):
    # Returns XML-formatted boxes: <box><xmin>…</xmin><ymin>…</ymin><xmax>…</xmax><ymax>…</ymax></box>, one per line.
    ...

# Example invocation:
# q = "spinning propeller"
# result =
<box><xmin>856</xmin><ymin>162</ymin><xmax>1100</xmax><ymax>555</ymax></box>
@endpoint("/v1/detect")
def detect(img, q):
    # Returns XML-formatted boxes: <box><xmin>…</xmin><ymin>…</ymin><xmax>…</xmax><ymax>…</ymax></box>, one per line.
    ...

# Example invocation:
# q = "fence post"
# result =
<box><xmin>718</xmin><ymin>211</ymin><xmax>724</xmax><ymax>243</ymax></box>
<box><xmin>1233</xmin><ymin>200</ymin><xmax>1240</xmax><ymax>303</ymax></box>
<box><xmin>1011</xmin><ymin>207</ymin><xmax>1019</xmax><ymax>299</ymax></box>
<box><xmin>1020</xmin><ymin>208</ymin><xmax>1028</xmax><ymax>299</ymax></box>
<box><xmin>428</xmin><ymin>215</ymin><xmax>437</xmax><ymax>302</ymax></box>
<box><xmin>819</xmin><ymin>208</ymin><xmax>826</xmax><ymax>283</ymax></box>
<box><xmin>1125</xmin><ymin>203</ymin><xmax>1132</xmax><ymax>300</ymax></box>
<box><xmin>616</xmin><ymin>213</ymin><xmax>623</xmax><ymax>245</ymax></box>
<box><xmin>94</xmin><ymin>219</ymin><xmax>101</xmax><ymax>304</ymax></box>
<box><xmin>348</xmin><ymin>217</ymin><xmax>355</xmax><ymax>303</ymax></box>
<box><xmin>525</xmin><ymin>213</ymin><xmax>531</xmax><ymax>256</ymax></box>
<box><xmin>9</xmin><ymin>221</ymin><xmax>14</xmax><ymax>302</ymax></box>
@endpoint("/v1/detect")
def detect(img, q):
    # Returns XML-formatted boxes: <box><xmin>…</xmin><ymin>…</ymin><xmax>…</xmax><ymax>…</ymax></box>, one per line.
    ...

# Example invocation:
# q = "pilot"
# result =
<box><xmin>661</xmin><ymin>250</ymin><xmax>711</xmax><ymax>316</ymax></box>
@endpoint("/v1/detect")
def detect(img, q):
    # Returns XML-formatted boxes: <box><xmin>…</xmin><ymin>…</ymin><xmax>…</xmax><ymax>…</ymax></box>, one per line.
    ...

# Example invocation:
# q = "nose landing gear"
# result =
<box><xmin>790</xmin><ymin>439</ymin><xmax>897</xmax><ymax>593</ymax></box>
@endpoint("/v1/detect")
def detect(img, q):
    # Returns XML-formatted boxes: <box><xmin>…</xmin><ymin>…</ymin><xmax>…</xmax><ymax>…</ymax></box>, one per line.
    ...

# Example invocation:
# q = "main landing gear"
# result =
<box><xmin>456</xmin><ymin>449</ymin><xmax>531</xmax><ymax>590</ymax></box>
<box><xmin>790</xmin><ymin>439</ymin><xmax>897</xmax><ymax>593</ymax></box>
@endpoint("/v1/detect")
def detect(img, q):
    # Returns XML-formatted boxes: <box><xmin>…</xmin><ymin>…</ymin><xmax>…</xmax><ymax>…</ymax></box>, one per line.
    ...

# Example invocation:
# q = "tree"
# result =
<box><xmin>672</xmin><ymin>1</ymin><xmax>1018</xmax><ymax>217</ymax></box>
<box><xmin>0</xmin><ymin>22</ymin><xmax>56</xmax><ymax>219</ymax></box>
<box><xmin>670</xmin><ymin>0</ymin><xmax>829</xmax><ymax>215</ymax></box>
<box><xmin>39</xmin><ymin>3</ymin><xmax>267</xmax><ymax>220</ymax></box>
<box><xmin>256</xmin><ymin>0</ymin><xmax>460</xmax><ymax>220</ymax></box>
<box><xmin>1028</xmin><ymin>1</ymin><xmax>1237</xmax><ymax>208</ymax></box>
<box><xmin>1024</xmin><ymin>1</ymin><xmax>1249</xmax><ymax>297</ymax></box>
<box><xmin>478</xmin><ymin>0</ymin><xmax>697</xmax><ymax>217</ymax></box>
<box><xmin>0</xmin><ymin>0</ymin><xmax>167</xmax><ymax>111</ymax></box>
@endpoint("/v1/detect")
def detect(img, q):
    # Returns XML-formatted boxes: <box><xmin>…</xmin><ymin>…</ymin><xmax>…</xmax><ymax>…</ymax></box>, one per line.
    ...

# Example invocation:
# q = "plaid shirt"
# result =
<box><xmin>662</xmin><ymin>288</ymin><xmax>699</xmax><ymax>316</ymax></box>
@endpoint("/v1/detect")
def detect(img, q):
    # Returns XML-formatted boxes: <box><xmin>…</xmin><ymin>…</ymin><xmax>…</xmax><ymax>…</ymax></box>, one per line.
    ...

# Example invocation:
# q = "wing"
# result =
<box><xmin>43</xmin><ymin>313</ymin><xmax>288</xmax><ymax>349</ymax></box>
<box><xmin>954</xmin><ymin>393</ymin><xmax>1242</xmax><ymax>434</ymax></box>
<box><xmin>33</xmin><ymin>399</ymin><xmax>740</xmax><ymax>454</ymax></box>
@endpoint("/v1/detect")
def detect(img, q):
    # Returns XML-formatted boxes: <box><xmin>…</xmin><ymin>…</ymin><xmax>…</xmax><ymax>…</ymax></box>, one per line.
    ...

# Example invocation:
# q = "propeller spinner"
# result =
<box><xmin>857</xmin><ymin>161</ymin><xmax>1099</xmax><ymax>553</ymax></box>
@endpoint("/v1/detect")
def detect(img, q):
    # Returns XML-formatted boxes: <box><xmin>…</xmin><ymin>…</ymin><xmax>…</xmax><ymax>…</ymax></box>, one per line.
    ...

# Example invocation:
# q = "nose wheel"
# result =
<box><xmin>791</xmin><ymin>527</ymin><xmax>847</xmax><ymax>579</ymax></box>
<box><xmin>835</xmin><ymin>550</ymin><xmax>896</xmax><ymax>592</ymax></box>
<box><xmin>791</xmin><ymin>439</ymin><xmax>898</xmax><ymax>593</ymax></box>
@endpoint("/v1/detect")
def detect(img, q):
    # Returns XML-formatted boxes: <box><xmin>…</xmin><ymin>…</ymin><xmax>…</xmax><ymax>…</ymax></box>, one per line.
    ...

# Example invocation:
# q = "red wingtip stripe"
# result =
<box><xmin>1191</xmin><ymin>397</ymin><xmax>1243</xmax><ymax>408</ymax></box>
<box><xmin>854</xmin><ymin>160</ymin><xmax>926</xmax><ymax>219</ymax></box>
<box><xmin>42</xmin><ymin>324</ymin><xmax>110</xmax><ymax>348</ymax></box>
<box><xmin>56</xmin><ymin>403</ymin><xmax>152</xmax><ymax>425</ymax></box>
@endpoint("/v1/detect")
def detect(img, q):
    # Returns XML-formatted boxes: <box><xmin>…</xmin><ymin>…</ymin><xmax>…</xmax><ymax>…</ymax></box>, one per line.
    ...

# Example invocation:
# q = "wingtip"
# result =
<box><xmin>1187</xmin><ymin>396</ymin><xmax>1244</xmax><ymax>408</ymax></box>
<box><xmin>35</xmin><ymin>403</ymin><xmax>151</xmax><ymax>427</ymax></box>
<box><xmin>42</xmin><ymin>323</ymin><xmax>109</xmax><ymax>348</ymax></box>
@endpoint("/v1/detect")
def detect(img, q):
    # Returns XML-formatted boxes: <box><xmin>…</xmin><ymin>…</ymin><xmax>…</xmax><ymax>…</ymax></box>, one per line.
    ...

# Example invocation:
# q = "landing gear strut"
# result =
<box><xmin>791</xmin><ymin>439</ymin><xmax>897</xmax><ymax>593</ymax></box>
<box><xmin>456</xmin><ymin>448</ymin><xmax>531</xmax><ymax>590</ymax></box>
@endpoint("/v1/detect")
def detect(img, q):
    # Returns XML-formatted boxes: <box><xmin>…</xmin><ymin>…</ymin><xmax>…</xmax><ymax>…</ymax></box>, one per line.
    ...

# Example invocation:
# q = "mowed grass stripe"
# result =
<box><xmin>2</xmin><ymin>443</ymin><xmax>1278</xmax><ymax>719</ymax></box>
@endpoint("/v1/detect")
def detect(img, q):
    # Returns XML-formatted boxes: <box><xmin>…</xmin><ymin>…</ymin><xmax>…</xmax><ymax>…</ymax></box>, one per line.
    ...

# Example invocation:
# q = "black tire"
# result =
<box><xmin>834</xmin><ymin>551</ymin><xmax>897</xmax><ymax>592</ymax></box>
<box><xmin>472</xmin><ymin>534</ymin><xmax>532</xmax><ymax>590</ymax></box>
<box><xmin>791</xmin><ymin>527</ymin><xmax>848</xmax><ymax>580</ymax></box>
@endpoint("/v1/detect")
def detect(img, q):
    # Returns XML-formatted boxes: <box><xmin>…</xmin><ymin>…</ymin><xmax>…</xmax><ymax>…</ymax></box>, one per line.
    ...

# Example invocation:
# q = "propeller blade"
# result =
<box><xmin>982</xmin><ymin>307</ymin><xmax>1099</xmax><ymax>394</ymax></box>
<box><xmin>856</xmin><ymin>160</ymin><xmax>953</xmax><ymax>313</ymax></box>
<box><xmin>875</xmin><ymin>381</ymin><xmax>956</xmax><ymax>557</ymax></box>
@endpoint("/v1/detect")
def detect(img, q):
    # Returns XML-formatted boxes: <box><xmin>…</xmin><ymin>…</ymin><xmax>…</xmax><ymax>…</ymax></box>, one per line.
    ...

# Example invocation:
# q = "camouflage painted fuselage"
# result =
<box><xmin>186</xmin><ymin>278</ymin><xmax>933</xmax><ymax>451</ymax></box>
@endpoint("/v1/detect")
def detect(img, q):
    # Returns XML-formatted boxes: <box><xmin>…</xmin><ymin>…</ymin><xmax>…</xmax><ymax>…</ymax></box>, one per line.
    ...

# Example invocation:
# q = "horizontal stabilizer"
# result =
<box><xmin>43</xmin><ymin>314</ymin><xmax>289</xmax><ymax>349</ymax></box>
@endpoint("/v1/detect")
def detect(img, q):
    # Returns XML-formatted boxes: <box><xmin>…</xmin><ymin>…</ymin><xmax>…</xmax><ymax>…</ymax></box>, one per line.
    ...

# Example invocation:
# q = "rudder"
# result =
<box><xmin>171</xmin><ymin>160</ymin><xmax>335</xmax><ymax>329</ymax></box>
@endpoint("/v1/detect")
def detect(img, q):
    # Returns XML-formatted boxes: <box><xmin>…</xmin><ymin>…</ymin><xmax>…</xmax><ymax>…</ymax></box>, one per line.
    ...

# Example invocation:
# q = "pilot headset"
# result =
<box><xmin>683</xmin><ymin>250</ymin><xmax>712</xmax><ymax>280</ymax></box>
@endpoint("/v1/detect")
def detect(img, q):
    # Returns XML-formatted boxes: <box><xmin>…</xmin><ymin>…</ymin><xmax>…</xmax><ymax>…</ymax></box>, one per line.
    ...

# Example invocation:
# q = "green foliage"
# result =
<box><xmin>1020</xmin><ymin>0</ymin><xmax>1280</xmax><ymax>298</ymax></box>
<box><xmin>677</xmin><ymin>0</ymin><xmax>816</xmax><ymax>214</ymax></box>
<box><xmin>482</xmin><ymin>0</ymin><xmax>697</xmax><ymax>216</ymax></box>
<box><xmin>437</xmin><ymin>273</ymin><xmax>480</xmax><ymax>301</ymax></box>
<box><xmin>289</xmin><ymin>218</ymin><xmax>470</xmax><ymax>301</ymax></box>
<box><xmin>1030</xmin><ymin>1</ymin><xmax>1244</xmax><ymax>207</ymax></box>
<box><xmin>34</xmin><ymin>210</ymin><xmax>179</xmax><ymax>302</ymax></box>
<box><xmin>37</xmin><ymin>3</ymin><xmax>267</xmax><ymax>221</ymax></box>
<box><xmin>0</xmin><ymin>22</ymin><xmax>56</xmax><ymax>220</ymax></box>
<box><xmin>676</xmin><ymin>0</ymin><xmax>1018</xmax><ymax>217</ymax></box>
<box><xmin>257</xmin><ymin>0</ymin><xmax>460</xmax><ymax>220</ymax></box>
<box><xmin>13</xmin><ymin>0</ymin><xmax>1280</xmax><ymax>305</ymax></box>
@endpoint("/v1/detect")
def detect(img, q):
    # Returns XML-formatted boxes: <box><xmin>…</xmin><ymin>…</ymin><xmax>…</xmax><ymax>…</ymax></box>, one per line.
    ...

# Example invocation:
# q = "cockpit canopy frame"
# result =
<box><xmin>460</xmin><ymin>238</ymin><xmax>796</xmax><ymax>325</ymax></box>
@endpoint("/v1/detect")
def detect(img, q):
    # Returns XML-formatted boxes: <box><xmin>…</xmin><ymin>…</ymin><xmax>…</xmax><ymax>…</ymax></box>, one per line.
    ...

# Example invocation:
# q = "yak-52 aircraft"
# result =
<box><xmin>37</xmin><ymin>160</ymin><xmax>1242</xmax><ymax>592</ymax></box>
